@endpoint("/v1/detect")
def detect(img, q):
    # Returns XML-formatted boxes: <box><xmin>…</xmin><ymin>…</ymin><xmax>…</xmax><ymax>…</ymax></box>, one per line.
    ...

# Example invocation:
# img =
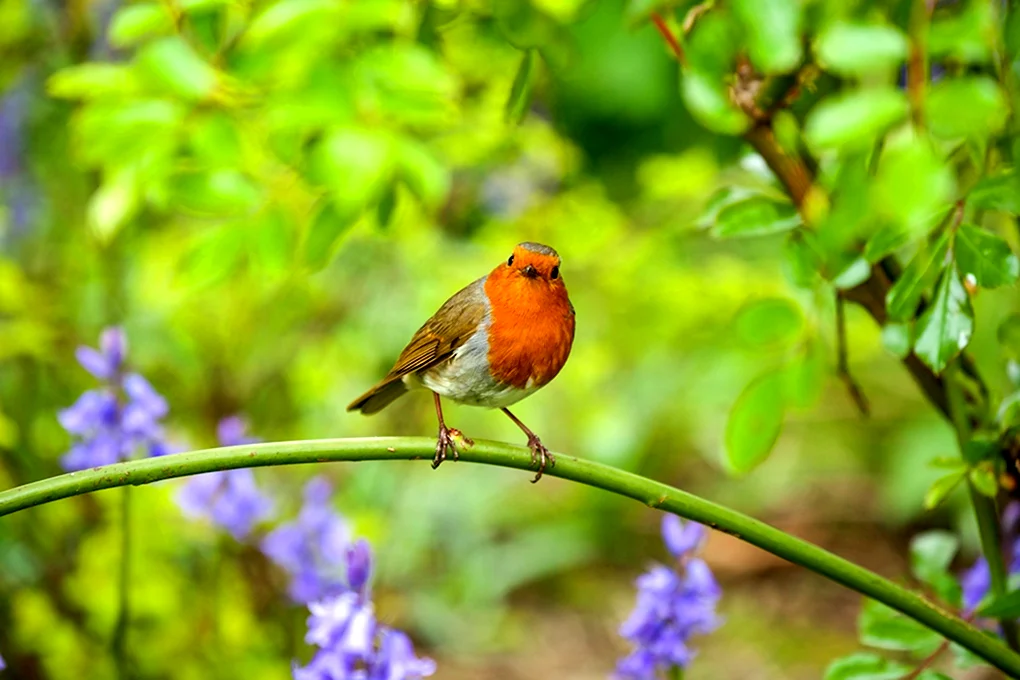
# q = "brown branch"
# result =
<box><xmin>836</xmin><ymin>294</ymin><xmax>870</xmax><ymax>416</ymax></box>
<box><xmin>906</xmin><ymin>0</ymin><xmax>936</xmax><ymax>129</ymax></box>
<box><xmin>651</xmin><ymin>13</ymin><xmax>686</xmax><ymax>66</ymax></box>
<box><xmin>647</xmin><ymin>14</ymin><xmax>963</xmax><ymax>423</ymax></box>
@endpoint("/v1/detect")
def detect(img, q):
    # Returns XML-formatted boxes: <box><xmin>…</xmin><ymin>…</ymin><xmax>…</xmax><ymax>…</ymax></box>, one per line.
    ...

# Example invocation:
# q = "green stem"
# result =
<box><xmin>1</xmin><ymin>438</ymin><xmax>1019</xmax><ymax>675</ymax></box>
<box><xmin>945</xmin><ymin>364</ymin><xmax>1019</xmax><ymax>650</ymax></box>
<box><xmin>111</xmin><ymin>485</ymin><xmax>131</xmax><ymax>678</ymax></box>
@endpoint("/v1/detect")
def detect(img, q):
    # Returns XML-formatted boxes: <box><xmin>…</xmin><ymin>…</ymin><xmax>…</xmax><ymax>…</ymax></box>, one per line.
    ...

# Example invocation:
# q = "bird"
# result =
<box><xmin>347</xmin><ymin>242</ymin><xmax>575</xmax><ymax>482</ymax></box>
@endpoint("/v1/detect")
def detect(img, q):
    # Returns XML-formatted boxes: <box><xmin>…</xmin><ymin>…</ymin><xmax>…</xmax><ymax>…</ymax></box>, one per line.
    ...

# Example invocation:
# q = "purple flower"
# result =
<box><xmin>75</xmin><ymin>327</ymin><xmax>126</xmax><ymax>380</ymax></box>
<box><xmin>218</xmin><ymin>415</ymin><xmax>260</xmax><ymax>447</ymax></box>
<box><xmin>615</xmin><ymin>516</ymin><xmax>721</xmax><ymax>679</ymax></box>
<box><xmin>959</xmin><ymin>501</ymin><xmax>1020</xmax><ymax>615</ymax></box>
<box><xmin>281</xmin><ymin>491</ymin><xmax>436</xmax><ymax>680</ymax></box>
<box><xmin>962</xmin><ymin>558</ymin><xmax>991</xmax><ymax>613</ymax></box>
<box><xmin>661</xmin><ymin>514</ymin><xmax>704</xmax><ymax>559</ymax></box>
<box><xmin>0</xmin><ymin>651</ymin><xmax>5</xmax><ymax>670</ymax></box>
<box><xmin>295</xmin><ymin>591</ymin><xmax>435</xmax><ymax>679</ymax></box>
<box><xmin>58</xmin><ymin>327</ymin><xmax>169</xmax><ymax>471</ymax></box>
<box><xmin>176</xmin><ymin>416</ymin><xmax>272</xmax><ymax>540</ymax></box>
<box><xmin>262</xmin><ymin>477</ymin><xmax>351</xmax><ymax>603</ymax></box>
<box><xmin>347</xmin><ymin>540</ymin><xmax>373</xmax><ymax>596</ymax></box>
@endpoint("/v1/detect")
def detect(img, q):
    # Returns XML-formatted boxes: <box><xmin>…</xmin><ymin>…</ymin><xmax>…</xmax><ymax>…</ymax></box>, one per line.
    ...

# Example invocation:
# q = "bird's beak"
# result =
<box><xmin>522</xmin><ymin>264</ymin><xmax>539</xmax><ymax>279</ymax></box>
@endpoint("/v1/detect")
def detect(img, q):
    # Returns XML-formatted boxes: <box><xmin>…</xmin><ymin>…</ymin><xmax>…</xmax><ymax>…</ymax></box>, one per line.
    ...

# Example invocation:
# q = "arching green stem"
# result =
<box><xmin>1</xmin><ymin>437</ymin><xmax>1018</xmax><ymax>675</ymax></box>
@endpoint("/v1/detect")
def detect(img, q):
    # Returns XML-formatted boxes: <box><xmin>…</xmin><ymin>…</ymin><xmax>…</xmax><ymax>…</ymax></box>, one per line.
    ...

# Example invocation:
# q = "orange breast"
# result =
<box><xmin>484</xmin><ymin>268</ymin><xmax>575</xmax><ymax>390</ymax></box>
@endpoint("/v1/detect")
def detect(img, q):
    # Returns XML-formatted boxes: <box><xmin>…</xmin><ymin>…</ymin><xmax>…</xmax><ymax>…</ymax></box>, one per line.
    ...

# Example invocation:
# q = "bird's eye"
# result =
<box><xmin>507</xmin><ymin>255</ymin><xmax>514</xmax><ymax>266</ymax></box>
<box><xmin>551</xmin><ymin>266</ymin><xmax>559</xmax><ymax>279</ymax></box>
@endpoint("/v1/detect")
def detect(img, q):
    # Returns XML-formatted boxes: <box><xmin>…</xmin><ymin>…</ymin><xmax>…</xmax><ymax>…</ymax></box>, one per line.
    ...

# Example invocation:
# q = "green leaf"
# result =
<box><xmin>311</xmin><ymin>128</ymin><xmax>394</xmax><ymax>216</ymax></box>
<box><xmin>135</xmin><ymin>37</ymin><xmax>219</xmax><ymax>100</ymax></box>
<box><xmin>881</xmin><ymin>323</ymin><xmax>912</xmax><ymax>359</ymax></box>
<box><xmin>913</xmin><ymin>266</ymin><xmax>974</xmax><ymax>374</ymax></box>
<box><xmin>864</xmin><ymin>226</ymin><xmax>911</xmax><ymax>263</ymax></box>
<box><xmin>731</xmin><ymin>0</ymin><xmax>802</xmax><ymax>74</ymax></box>
<box><xmin>376</xmin><ymin>184</ymin><xmax>397</xmax><ymax>229</ymax></box>
<box><xmin>998</xmin><ymin>314</ymin><xmax>1020</xmax><ymax>358</ymax></box>
<box><xmin>712</xmin><ymin>197</ymin><xmax>800</xmax><ymax>239</ymax></box>
<box><xmin>954</xmin><ymin>224</ymin><xmax>1020</xmax><ymax>289</ymax></box>
<box><xmin>927</xmin><ymin>77</ymin><xmax>1008</xmax><ymax>139</ymax></box>
<box><xmin>505</xmin><ymin>49</ymin><xmax>536</xmax><ymax>125</ymax></box>
<box><xmin>970</xmin><ymin>171</ymin><xmax>1020</xmax><ymax>214</ymax></box>
<box><xmin>47</xmin><ymin>64</ymin><xmax>138</xmax><ymax>99</ymax></box>
<box><xmin>885</xmin><ymin>233</ymin><xmax>950</xmax><ymax>322</ymax></box>
<box><xmin>785</xmin><ymin>343</ymin><xmax>825</xmax><ymax>409</ymax></box>
<box><xmin>815</xmin><ymin>23</ymin><xmax>908</xmax><ymax>76</ymax></box>
<box><xmin>244</xmin><ymin>0</ymin><xmax>338</xmax><ymax>48</ymax></box>
<box><xmin>303</xmin><ymin>203</ymin><xmax>357</xmax><ymax>270</ymax></box>
<box><xmin>909</xmin><ymin>530</ymin><xmax>959</xmax><ymax>585</ymax></box>
<box><xmin>170</xmin><ymin>170</ymin><xmax>261</xmax><ymax>215</ymax></box>
<box><xmin>859</xmin><ymin>599</ymin><xmax>942</xmax><ymax>653</ymax></box>
<box><xmin>804</xmin><ymin>89</ymin><xmax>909</xmax><ymax>152</ymax></box>
<box><xmin>962</xmin><ymin>435</ymin><xmax>998</xmax><ymax>464</ymax></box>
<box><xmin>782</xmin><ymin>230</ymin><xmax>822</xmax><ymax>287</ymax></box>
<box><xmin>393</xmin><ymin>138</ymin><xmax>449</xmax><ymax>211</ymax></box>
<box><xmin>87</xmin><ymin>168</ymin><xmax>141</xmax><ymax>243</ymax></box>
<box><xmin>734</xmin><ymin>298</ymin><xmax>804</xmax><ymax>349</ymax></box>
<box><xmin>108</xmin><ymin>4</ymin><xmax>174</xmax><ymax>47</ymax></box>
<box><xmin>831</xmin><ymin>256</ymin><xmax>871</xmax><ymax>289</ymax></box>
<box><xmin>823</xmin><ymin>653</ymin><xmax>910</xmax><ymax>680</ymax></box>
<box><xmin>978</xmin><ymin>588</ymin><xmax>1020</xmax><ymax>618</ymax></box>
<box><xmin>871</xmin><ymin>138</ymin><xmax>953</xmax><ymax>236</ymax></box>
<box><xmin>924</xmin><ymin>469</ymin><xmax>966</xmax><ymax>509</ymax></box>
<box><xmin>968</xmin><ymin>462</ymin><xmax>999</xmax><ymax>497</ymax></box>
<box><xmin>681</xmin><ymin>71</ymin><xmax>751</xmax><ymax>135</ymax></box>
<box><xmin>724</xmin><ymin>371</ymin><xmax>786</xmax><ymax>474</ymax></box>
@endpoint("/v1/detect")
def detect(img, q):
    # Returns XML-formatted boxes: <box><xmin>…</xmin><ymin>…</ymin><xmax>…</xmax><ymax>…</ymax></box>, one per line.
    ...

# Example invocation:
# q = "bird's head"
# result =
<box><xmin>502</xmin><ymin>242</ymin><xmax>562</xmax><ymax>284</ymax></box>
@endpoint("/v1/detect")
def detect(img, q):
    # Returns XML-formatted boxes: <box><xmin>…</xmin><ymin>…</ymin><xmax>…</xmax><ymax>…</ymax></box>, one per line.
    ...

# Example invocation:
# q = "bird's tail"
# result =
<box><xmin>347</xmin><ymin>379</ymin><xmax>408</xmax><ymax>415</ymax></box>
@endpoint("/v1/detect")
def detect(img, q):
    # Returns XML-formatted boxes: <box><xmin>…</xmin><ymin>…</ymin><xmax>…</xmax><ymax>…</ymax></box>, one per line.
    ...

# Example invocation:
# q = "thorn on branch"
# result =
<box><xmin>836</xmin><ymin>293</ymin><xmax>871</xmax><ymax>417</ymax></box>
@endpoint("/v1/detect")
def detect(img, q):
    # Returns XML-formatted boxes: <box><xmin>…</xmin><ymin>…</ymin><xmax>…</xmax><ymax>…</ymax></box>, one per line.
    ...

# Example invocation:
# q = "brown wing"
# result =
<box><xmin>347</xmin><ymin>277</ymin><xmax>488</xmax><ymax>414</ymax></box>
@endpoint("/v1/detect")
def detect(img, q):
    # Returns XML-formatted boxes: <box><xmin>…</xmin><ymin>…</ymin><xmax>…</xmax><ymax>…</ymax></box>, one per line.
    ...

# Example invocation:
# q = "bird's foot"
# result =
<box><xmin>432</xmin><ymin>426</ymin><xmax>473</xmax><ymax>469</ymax></box>
<box><xmin>526</xmin><ymin>435</ymin><xmax>555</xmax><ymax>483</ymax></box>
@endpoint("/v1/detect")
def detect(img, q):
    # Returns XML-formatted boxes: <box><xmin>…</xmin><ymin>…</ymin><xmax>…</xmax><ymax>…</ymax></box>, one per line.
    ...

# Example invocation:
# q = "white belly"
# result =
<box><xmin>405</xmin><ymin>326</ymin><xmax>540</xmax><ymax>408</ymax></box>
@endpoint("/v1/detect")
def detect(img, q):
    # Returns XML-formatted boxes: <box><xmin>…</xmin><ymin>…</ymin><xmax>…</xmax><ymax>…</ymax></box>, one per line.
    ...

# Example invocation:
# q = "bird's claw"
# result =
<box><xmin>433</xmin><ymin>427</ymin><xmax>472</xmax><ymax>469</ymax></box>
<box><xmin>527</xmin><ymin>435</ymin><xmax>555</xmax><ymax>483</ymax></box>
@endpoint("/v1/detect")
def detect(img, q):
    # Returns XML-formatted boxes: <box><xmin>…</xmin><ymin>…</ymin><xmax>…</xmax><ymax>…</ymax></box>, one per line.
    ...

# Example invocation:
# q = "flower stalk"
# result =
<box><xmin>1</xmin><ymin>437</ymin><xmax>1020</xmax><ymax>675</ymax></box>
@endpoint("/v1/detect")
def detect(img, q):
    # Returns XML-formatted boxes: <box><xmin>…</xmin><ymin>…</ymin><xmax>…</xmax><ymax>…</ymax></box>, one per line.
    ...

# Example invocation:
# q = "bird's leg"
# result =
<box><xmin>432</xmin><ymin>392</ymin><xmax>472</xmax><ymax>469</ymax></box>
<box><xmin>500</xmin><ymin>408</ymin><xmax>555</xmax><ymax>483</ymax></box>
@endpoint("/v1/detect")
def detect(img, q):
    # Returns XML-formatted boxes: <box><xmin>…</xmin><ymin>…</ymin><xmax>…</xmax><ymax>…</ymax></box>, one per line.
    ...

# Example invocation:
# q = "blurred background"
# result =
<box><xmin>0</xmin><ymin>0</ymin><xmax>1009</xmax><ymax>678</ymax></box>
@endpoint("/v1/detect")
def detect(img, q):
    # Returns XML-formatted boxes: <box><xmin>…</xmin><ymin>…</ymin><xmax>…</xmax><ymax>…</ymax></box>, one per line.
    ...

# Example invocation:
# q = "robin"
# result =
<box><xmin>347</xmin><ymin>242</ymin><xmax>575</xmax><ymax>482</ymax></box>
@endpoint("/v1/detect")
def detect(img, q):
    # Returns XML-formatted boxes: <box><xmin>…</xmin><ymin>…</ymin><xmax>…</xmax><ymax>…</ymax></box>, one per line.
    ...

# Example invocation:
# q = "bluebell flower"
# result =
<box><xmin>262</xmin><ymin>477</ymin><xmax>352</xmax><ymax>603</ymax></box>
<box><xmin>58</xmin><ymin>328</ymin><xmax>169</xmax><ymax>471</ymax></box>
<box><xmin>294</xmin><ymin>541</ymin><xmax>435</xmax><ymax>680</ymax></box>
<box><xmin>960</xmin><ymin>501</ymin><xmax>1020</xmax><ymax>614</ymax></box>
<box><xmin>176</xmin><ymin>416</ymin><xmax>273</xmax><ymax>540</ymax></box>
<box><xmin>615</xmin><ymin>515</ymin><xmax>721</xmax><ymax>680</ymax></box>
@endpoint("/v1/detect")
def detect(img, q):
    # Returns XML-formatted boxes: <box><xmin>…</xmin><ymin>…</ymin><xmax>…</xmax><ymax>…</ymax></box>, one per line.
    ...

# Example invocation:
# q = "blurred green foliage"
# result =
<box><xmin>3</xmin><ymin>0</ymin><xmax>1020</xmax><ymax>677</ymax></box>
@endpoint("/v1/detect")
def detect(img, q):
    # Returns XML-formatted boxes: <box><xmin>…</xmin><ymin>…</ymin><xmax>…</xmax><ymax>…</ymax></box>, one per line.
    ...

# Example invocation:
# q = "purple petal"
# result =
<box><xmin>123</xmin><ymin>373</ymin><xmax>168</xmax><ymax>418</ymax></box>
<box><xmin>217</xmin><ymin>415</ymin><xmax>260</xmax><ymax>447</ymax></box>
<box><xmin>304</xmin><ymin>477</ymin><xmax>334</xmax><ymax>506</ymax></box>
<box><xmin>58</xmin><ymin>390</ymin><xmax>116</xmax><ymax>435</ymax></box>
<box><xmin>306</xmin><ymin>593</ymin><xmax>359</xmax><ymax>648</ymax></box>
<box><xmin>346</xmin><ymin>540</ymin><xmax>372</xmax><ymax>595</ymax></box>
<box><xmin>75</xmin><ymin>346</ymin><xmax>114</xmax><ymax>380</ymax></box>
<box><xmin>342</xmin><ymin>605</ymin><xmax>376</xmax><ymax>657</ymax></box>
<box><xmin>99</xmin><ymin>327</ymin><xmax>127</xmax><ymax>371</ymax></box>
<box><xmin>176</xmin><ymin>472</ymin><xmax>225</xmax><ymax>519</ymax></box>
<box><xmin>962</xmin><ymin>558</ymin><xmax>992</xmax><ymax>612</ymax></box>
<box><xmin>375</xmin><ymin>629</ymin><xmax>436</xmax><ymax>680</ymax></box>
<box><xmin>661</xmin><ymin>515</ymin><xmax>704</xmax><ymax>559</ymax></box>
<box><xmin>0</xmin><ymin>651</ymin><xmax>5</xmax><ymax>670</ymax></box>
